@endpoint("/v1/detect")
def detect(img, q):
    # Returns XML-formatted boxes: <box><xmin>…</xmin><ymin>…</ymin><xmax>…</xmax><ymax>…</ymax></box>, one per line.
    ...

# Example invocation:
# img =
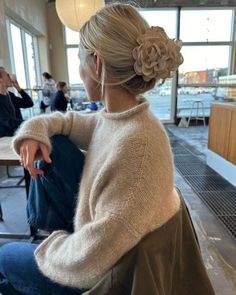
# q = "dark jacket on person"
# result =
<box><xmin>51</xmin><ymin>90</ymin><xmax>68</xmax><ymax>112</ymax></box>
<box><xmin>83</xmin><ymin>190</ymin><xmax>215</xmax><ymax>295</ymax></box>
<box><xmin>0</xmin><ymin>90</ymin><xmax>33</xmax><ymax>137</ymax></box>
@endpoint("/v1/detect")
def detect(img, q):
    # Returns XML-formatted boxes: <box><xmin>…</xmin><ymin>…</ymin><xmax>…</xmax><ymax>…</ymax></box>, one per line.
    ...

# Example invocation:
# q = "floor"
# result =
<box><xmin>166</xmin><ymin>125</ymin><xmax>236</xmax><ymax>295</ymax></box>
<box><xmin>0</xmin><ymin>125</ymin><xmax>236</xmax><ymax>294</ymax></box>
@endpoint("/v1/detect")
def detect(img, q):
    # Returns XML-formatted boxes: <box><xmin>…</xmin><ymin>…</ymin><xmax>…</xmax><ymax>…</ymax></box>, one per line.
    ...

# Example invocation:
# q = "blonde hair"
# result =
<box><xmin>79</xmin><ymin>3</ymin><xmax>183</xmax><ymax>96</ymax></box>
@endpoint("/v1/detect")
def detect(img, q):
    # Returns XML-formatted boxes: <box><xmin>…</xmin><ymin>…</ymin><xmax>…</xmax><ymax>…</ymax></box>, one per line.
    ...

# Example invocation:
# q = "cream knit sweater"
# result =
<box><xmin>13</xmin><ymin>99</ymin><xmax>180</xmax><ymax>289</ymax></box>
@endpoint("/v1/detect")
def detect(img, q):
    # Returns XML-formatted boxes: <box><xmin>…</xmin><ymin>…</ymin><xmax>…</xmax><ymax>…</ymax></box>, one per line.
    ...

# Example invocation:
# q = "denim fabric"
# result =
<box><xmin>0</xmin><ymin>135</ymin><xmax>87</xmax><ymax>294</ymax></box>
<box><xmin>27</xmin><ymin>135</ymin><xmax>85</xmax><ymax>231</ymax></box>
<box><xmin>0</xmin><ymin>242</ymin><xmax>84</xmax><ymax>295</ymax></box>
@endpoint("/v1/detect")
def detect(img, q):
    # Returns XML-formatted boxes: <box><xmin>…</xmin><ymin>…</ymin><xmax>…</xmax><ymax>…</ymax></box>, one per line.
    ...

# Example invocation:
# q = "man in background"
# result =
<box><xmin>0</xmin><ymin>67</ymin><xmax>34</xmax><ymax>137</ymax></box>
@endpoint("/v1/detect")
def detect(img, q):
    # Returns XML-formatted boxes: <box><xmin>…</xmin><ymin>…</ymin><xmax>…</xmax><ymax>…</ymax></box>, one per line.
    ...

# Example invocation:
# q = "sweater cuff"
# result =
<box><xmin>12</xmin><ymin>132</ymin><xmax>52</xmax><ymax>155</ymax></box>
<box><xmin>34</xmin><ymin>230</ymin><xmax>67</xmax><ymax>257</ymax></box>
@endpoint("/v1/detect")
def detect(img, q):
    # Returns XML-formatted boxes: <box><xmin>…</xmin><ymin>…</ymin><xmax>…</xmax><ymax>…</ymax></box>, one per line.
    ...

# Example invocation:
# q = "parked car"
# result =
<box><xmin>179</xmin><ymin>87</ymin><xmax>200</xmax><ymax>95</ymax></box>
<box><xmin>158</xmin><ymin>87</ymin><xmax>171</xmax><ymax>96</ymax></box>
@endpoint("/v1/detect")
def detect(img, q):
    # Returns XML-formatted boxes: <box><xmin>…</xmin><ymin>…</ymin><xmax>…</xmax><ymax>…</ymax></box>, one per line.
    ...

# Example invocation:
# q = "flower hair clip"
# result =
<box><xmin>133</xmin><ymin>26</ymin><xmax>183</xmax><ymax>82</ymax></box>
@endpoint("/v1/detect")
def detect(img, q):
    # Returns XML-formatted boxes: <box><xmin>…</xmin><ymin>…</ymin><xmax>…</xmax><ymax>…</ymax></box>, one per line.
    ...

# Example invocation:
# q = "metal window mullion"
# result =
<box><xmin>21</xmin><ymin>29</ymin><xmax>30</xmax><ymax>88</ymax></box>
<box><xmin>173</xmin><ymin>6</ymin><xmax>181</xmax><ymax>124</ymax></box>
<box><xmin>229</xmin><ymin>8</ymin><xmax>236</xmax><ymax>74</ymax></box>
<box><xmin>33</xmin><ymin>36</ymin><xmax>41</xmax><ymax>86</ymax></box>
<box><xmin>6</xmin><ymin>19</ymin><xmax>16</xmax><ymax>74</ymax></box>
<box><xmin>182</xmin><ymin>41</ymin><xmax>233</xmax><ymax>46</ymax></box>
<box><xmin>66</xmin><ymin>44</ymin><xmax>79</xmax><ymax>49</ymax></box>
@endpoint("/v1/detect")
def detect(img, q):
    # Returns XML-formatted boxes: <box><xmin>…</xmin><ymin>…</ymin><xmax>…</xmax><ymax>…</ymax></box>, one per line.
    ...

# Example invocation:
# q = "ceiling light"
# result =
<box><xmin>56</xmin><ymin>0</ymin><xmax>105</xmax><ymax>31</ymax></box>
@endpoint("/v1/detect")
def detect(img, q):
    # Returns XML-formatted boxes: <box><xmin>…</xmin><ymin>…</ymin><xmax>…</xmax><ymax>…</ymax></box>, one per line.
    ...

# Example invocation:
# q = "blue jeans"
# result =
<box><xmin>27</xmin><ymin>135</ymin><xmax>85</xmax><ymax>232</ymax></box>
<box><xmin>0</xmin><ymin>136</ymin><xmax>86</xmax><ymax>295</ymax></box>
<box><xmin>0</xmin><ymin>243</ymin><xmax>84</xmax><ymax>295</ymax></box>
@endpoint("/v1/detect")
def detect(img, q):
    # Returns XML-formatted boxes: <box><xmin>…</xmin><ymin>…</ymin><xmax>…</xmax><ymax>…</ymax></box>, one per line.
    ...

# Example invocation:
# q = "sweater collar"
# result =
<box><xmin>100</xmin><ymin>97</ymin><xmax>149</xmax><ymax>120</ymax></box>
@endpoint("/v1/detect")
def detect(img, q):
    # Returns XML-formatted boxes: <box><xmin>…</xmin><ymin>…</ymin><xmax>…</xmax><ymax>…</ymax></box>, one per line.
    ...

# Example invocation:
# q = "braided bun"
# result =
<box><xmin>133</xmin><ymin>26</ymin><xmax>183</xmax><ymax>82</ymax></box>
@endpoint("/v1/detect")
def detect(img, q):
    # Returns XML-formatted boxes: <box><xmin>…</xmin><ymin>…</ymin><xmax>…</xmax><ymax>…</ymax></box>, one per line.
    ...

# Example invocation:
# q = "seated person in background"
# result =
<box><xmin>51</xmin><ymin>81</ymin><xmax>71</xmax><ymax>112</ymax></box>
<box><xmin>0</xmin><ymin>67</ymin><xmax>34</xmax><ymax>137</ymax></box>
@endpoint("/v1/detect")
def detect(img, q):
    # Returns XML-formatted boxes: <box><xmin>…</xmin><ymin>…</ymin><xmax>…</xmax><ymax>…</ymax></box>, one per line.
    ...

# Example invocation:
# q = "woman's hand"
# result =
<box><xmin>11</xmin><ymin>79</ymin><xmax>22</xmax><ymax>92</ymax></box>
<box><xmin>19</xmin><ymin>139</ymin><xmax>52</xmax><ymax>179</ymax></box>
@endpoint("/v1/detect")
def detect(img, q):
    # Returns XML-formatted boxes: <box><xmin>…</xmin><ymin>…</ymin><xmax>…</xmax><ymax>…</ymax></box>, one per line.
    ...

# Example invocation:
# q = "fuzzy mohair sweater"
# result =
<box><xmin>13</xmin><ymin>99</ymin><xmax>180</xmax><ymax>289</ymax></box>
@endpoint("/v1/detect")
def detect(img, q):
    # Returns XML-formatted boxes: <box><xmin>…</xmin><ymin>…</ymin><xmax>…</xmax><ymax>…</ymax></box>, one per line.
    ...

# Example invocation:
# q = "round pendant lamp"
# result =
<box><xmin>56</xmin><ymin>0</ymin><xmax>105</xmax><ymax>31</ymax></box>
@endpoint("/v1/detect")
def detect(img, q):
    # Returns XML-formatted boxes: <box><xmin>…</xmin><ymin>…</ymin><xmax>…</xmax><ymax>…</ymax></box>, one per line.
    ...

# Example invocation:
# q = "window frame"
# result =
<box><xmin>6</xmin><ymin>18</ymin><xmax>41</xmax><ymax>89</ymax></box>
<box><xmin>63</xmin><ymin>7</ymin><xmax>236</xmax><ymax>123</ymax></box>
<box><xmin>179</xmin><ymin>7</ymin><xmax>235</xmax><ymax>86</ymax></box>
<box><xmin>64</xmin><ymin>27</ymin><xmax>81</xmax><ymax>87</ymax></box>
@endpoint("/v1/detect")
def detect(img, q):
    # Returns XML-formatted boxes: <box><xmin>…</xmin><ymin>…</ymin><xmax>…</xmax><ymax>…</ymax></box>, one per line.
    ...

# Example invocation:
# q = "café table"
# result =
<box><xmin>0</xmin><ymin>136</ymin><xmax>33</xmax><ymax>239</ymax></box>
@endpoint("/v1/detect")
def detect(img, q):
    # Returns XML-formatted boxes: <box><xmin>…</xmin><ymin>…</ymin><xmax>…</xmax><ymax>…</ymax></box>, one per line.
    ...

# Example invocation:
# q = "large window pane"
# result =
<box><xmin>10</xmin><ymin>23</ymin><xmax>27</xmax><ymax>88</ymax></box>
<box><xmin>66</xmin><ymin>48</ymin><xmax>82</xmax><ymax>85</ymax></box>
<box><xmin>25</xmin><ymin>33</ymin><xmax>37</xmax><ymax>88</ymax></box>
<box><xmin>8</xmin><ymin>20</ymin><xmax>41</xmax><ymax>117</ymax></box>
<box><xmin>65</xmin><ymin>27</ymin><xmax>80</xmax><ymax>45</ymax></box>
<box><xmin>177</xmin><ymin>45</ymin><xmax>230</xmax><ymax>118</ymax></box>
<box><xmin>140</xmin><ymin>10</ymin><xmax>177</xmax><ymax>121</ymax></box>
<box><xmin>180</xmin><ymin>10</ymin><xmax>233</xmax><ymax>42</ymax></box>
<box><xmin>179</xmin><ymin>46</ymin><xmax>230</xmax><ymax>83</ymax></box>
<box><xmin>140</xmin><ymin>10</ymin><xmax>177</xmax><ymax>38</ymax></box>
<box><xmin>146</xmin><ymin>79</ymin><xmax>173</xmax><ymax>120</ymax></box>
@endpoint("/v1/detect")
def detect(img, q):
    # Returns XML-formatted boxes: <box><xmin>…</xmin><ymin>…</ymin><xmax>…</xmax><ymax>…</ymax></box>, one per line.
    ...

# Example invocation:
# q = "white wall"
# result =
<box><xmin>0</xmin><ymin>0</ymin><xmax>50</xmax><ymax>74</ymax></box>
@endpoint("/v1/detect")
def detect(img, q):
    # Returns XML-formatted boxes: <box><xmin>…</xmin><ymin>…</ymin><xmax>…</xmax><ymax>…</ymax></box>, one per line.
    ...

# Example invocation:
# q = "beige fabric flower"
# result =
<box><xmin>133</xmin><ymin>26</ymin><xmax>183</xmax><ymax>82</ymax></box>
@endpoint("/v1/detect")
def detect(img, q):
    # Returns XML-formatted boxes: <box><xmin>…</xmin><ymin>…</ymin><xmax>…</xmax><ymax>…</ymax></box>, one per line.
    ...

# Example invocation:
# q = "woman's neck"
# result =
<box><xmin>103</xmin><ymin>86</ymin><xmax>138</xmax><ymax>113</ymax></box>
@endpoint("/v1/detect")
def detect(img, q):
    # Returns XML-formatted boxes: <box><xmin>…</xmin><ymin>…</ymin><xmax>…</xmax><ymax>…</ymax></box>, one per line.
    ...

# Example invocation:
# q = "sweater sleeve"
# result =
<box><xmin>33</xmin><ymin>132</ymin><xmax>179</xmax><ymax>289</ymax></box>
<box><xmin>34</xmin><ymin>216</ymin><xmax>138</xmax><ymax>289</ymax></box>
<box><xmin>12</xmin><ymin>111</ymin><xmax>99</xmax><ymax>153</ymax></box>
<box><xmin>11</xmin><ymin>90</ymin><xmax>34</xmax><ymax>108</ymax></box>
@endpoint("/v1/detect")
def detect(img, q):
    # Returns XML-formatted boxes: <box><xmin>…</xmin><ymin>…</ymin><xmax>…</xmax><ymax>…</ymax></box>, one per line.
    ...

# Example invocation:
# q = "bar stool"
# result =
<box><xmin>187</xmin><ymin>99</ymin><xmax>206</xmax><ymax>127</ymax></box>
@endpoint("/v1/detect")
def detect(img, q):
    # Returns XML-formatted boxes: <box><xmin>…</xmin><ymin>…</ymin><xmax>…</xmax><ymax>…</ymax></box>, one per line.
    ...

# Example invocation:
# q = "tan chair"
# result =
<box><xmin>83</xmin><ymin>188</ymin><xmax>215</xmax><ymax>295</ymax></box>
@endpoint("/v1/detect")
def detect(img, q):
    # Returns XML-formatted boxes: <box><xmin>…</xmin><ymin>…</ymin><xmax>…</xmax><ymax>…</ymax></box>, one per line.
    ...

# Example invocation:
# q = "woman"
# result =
<box><xmin>0</xmin><ymin>3</ymin><xmax>183</xmax><ymax>294</ymax></box>
<box><xmin>40</xmin><ymin>72</ymin><xmax>56</xmax><ymax>113</ymax></box>
<box><xmin>0</xmin><ymin>68</ymin><xmax>34</xmax><ymax>137</ymax></box>
<box><xmin>51</xmin><ymin>81</ymin><xmax>71</xmax><ymax>112</ymax></box>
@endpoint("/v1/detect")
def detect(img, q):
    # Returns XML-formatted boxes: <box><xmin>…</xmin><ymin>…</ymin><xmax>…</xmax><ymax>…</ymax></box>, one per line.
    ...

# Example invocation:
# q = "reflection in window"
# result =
<box><xmin>180</xmin><ymin>9</ymin><xmax>233</xmax><ymax>42</ymax></box>
<box><xmin>10</xmin><ymin>23</ymin><xmax>27</xmax><ymax>88</ymax></box>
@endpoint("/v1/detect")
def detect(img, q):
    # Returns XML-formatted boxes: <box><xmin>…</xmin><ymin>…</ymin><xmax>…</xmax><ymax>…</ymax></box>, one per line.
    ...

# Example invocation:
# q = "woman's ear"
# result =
<box><xmin>94</xmin><ymin>53</ymin><xmax>102</xmax><ymax>79</ymax></box>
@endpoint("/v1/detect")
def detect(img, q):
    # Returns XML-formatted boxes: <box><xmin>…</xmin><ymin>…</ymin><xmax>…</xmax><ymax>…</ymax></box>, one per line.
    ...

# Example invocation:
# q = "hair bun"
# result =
<box><xmin>133</xmin><ymin>26</ymin><xmax>183</xmax><ymax>82</ymax></box>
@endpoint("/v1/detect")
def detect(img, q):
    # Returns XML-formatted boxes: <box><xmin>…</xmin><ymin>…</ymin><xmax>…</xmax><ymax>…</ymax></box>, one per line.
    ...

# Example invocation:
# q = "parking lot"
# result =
<box><xmin>147</xmin><ymin>92</ymin><xmax>216</xmax><ymax>120</ymax></box>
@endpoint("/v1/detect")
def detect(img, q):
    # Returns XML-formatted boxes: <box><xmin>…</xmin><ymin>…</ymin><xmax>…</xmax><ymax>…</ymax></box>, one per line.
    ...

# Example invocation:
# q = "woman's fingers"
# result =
<box><xmin>19</xmin><ymin>139</ymin><xmax>50</xmax><ymax>179</ymax></box>
<box><xmin>39</xmin><ymin>143</ymin><xmax>52</xmax><ymax>163</ymax></box>
<box><xmin>25</xmin><ymin>145</ymin><xmax>44</xmax><ymax>179</ymax></box>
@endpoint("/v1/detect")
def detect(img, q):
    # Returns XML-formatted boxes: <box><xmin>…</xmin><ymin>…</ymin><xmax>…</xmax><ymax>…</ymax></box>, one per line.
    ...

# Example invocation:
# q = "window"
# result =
<box><xmin>9</xmin><ymin>23</ymin><xmax>27</xmax><ymax>88</ymax></box>
<box><xmin>7</xmin><ymin>20</ymin><xmax>41</xmax><ymax>117</ymax></box>
<box><xmin>180</xmin><ymin>10</ymin><xmax>233</xmax><ymax>42</ymax></box>
<box><xmin>140</xmin><ymin>9</ymin><xmax>178</xmax><ymax>121</ymax></box>
<box><xmin>7</xmin><ymin>21</ymin><xmax>40</xmax><ymax>89</ymax></box>
<box><xmin>64</xmin><ymin>8</ymin><xmax>235</xmax><ymax>121</ymax></box>
<box><xmin>65</xmin><ymin>27</ymin><xmax>81</xmax><ymax>86</ymax></box>
<box><xmin>177</xmin><ymin>9</ymin><xmax>234</xmax><ymax>118</ymax></box>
